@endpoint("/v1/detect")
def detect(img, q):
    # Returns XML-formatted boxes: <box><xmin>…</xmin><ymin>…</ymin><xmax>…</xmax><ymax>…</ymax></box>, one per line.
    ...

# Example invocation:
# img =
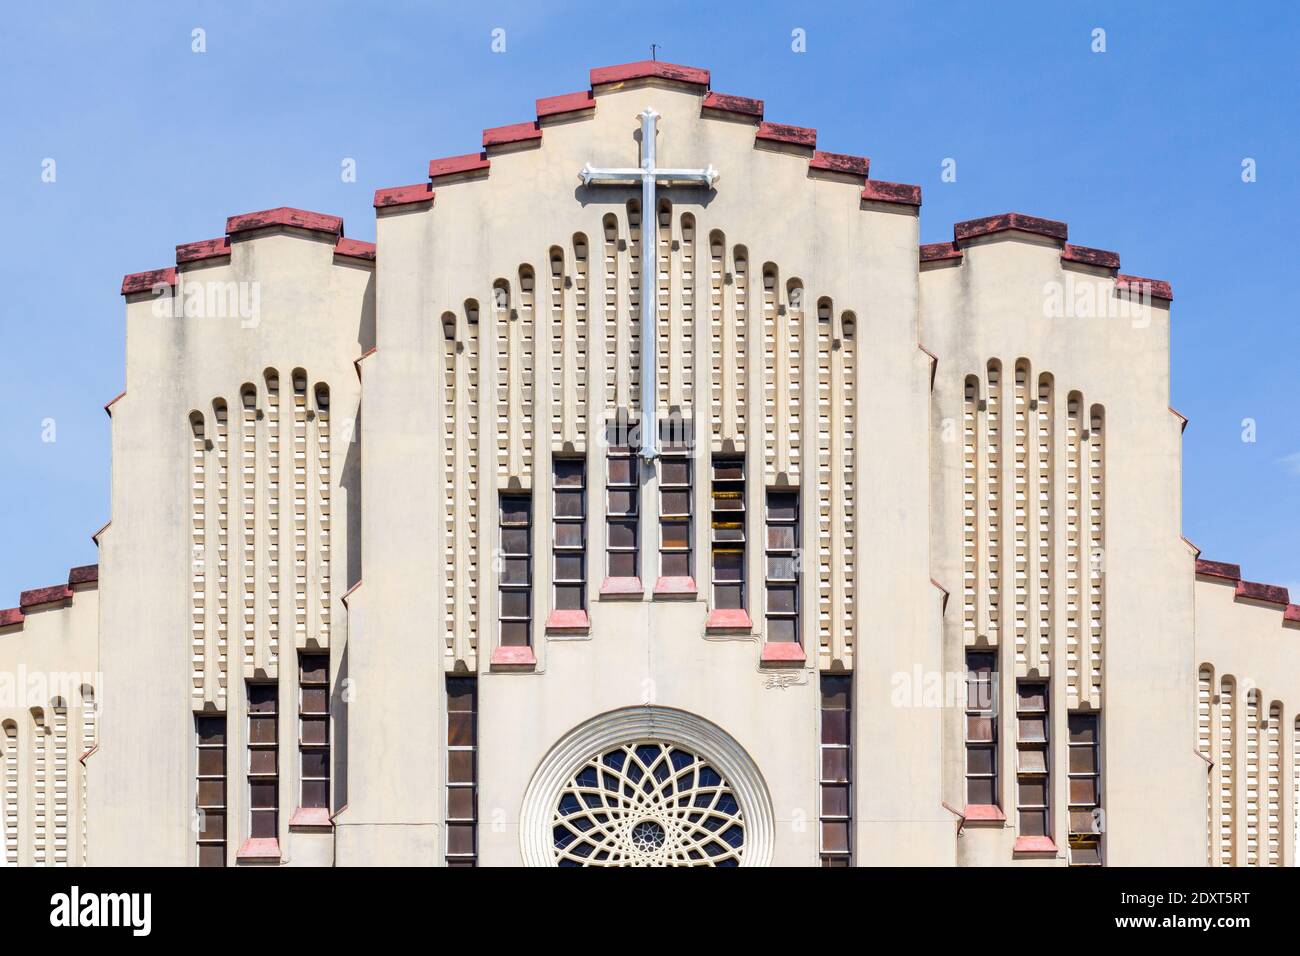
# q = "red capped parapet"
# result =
<box><xmin>1</xmin><ymin>563</ymin><xmax>100</xmax><ymax>630</ymax></box>
<box><xmin>1196</xmin><ymin>558</ymin><xmax>1300</xmax><ymax>629</ymax></box>
<box><xmin>590</xmin><ymin>60</ymin><xmax>709</xmax><ymax>88</ymax></box>
<box><xmin>122</xmin><ymin>207</ymin><xmax>372</xmax><ymax>295</ymax></box>
<box><xmin>920</xmin><ymin>212</ymin><xmax>1169</xmax><ymax>297</ymax></box>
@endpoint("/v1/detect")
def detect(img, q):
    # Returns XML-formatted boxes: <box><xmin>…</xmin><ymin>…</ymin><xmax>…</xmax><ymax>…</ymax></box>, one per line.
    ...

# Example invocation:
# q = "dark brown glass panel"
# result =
<box><xmin>607</xmin><ymin>490</ymin><xmax>638</xmax><ymax>515</ymax></box>
<box><xmin>197</xmin><ymin>748</ymin><xmax>225</xmax><ymax>776</ymax></box>
<box><xmin>554</xmin><ymin>524</ymin><xmax>584</xmax><ymax>548</ymax></box>
<box><xmin>607</xmin><ymin>519</ymin><xmax>637</xmax><ymax>549</ymax></box>
<box><xmin>820</xmin><ymin>821</ymin><xmax>850</xmax><ymax>853</ymax></box>
<box><xmin>821</xmin><ymin>748</ymin><xmax>849</xmax><ymax>782</ymax></box>
<box><xmin>553</xmin><ymin>459</ymin><xmax>585</xmax><ymax>485</ymax></box>
<box><xmin>766</xmin><ymin>493</ymin><xmax>798</xmax><ymax>521</ymax></box>
<box><xmin>606</xmin><ymin>457</ymin><xmax>636</xmax><ymax>485</ymax></box>
<box><xmin>554</xmin><ymin>584</ymin><xmax>584</xmax><ymax>610</ymax></box>
<box><xmin>299</xmin><ymin>687</ymin><xmax>329</xmax><ymax>715</ymax></box>
<box><xmin>1068</xmin><ymin>714</ymin><xmax>1098</xmax><ymax>743</ymax></box>
<box><xmin>248</xmin><ymin>715</ymin><xmax>277</xmax><ymax>744</ymax></box>
<box><xmin>713</xmin><ymin>459</ymin><xmax>744</xmax><ymax>481</ymax></box>
<box><xmin>554</xmin><ymin>554</ymin><xmax>585</xmax><ymax>580</ymax></box>
<box><xmin>447</xmin><ymin>750</ymin><xmax>475</xmax><ymax>784</ymax></box>
<box><xmin>1018</xmin><ymin>779</ymin><xmax>1049</xmax><ymax>805</ymax></box>
<box><xmin>766</xmin><ymin>525</ymin><xmax>797</xmax><ymax>550</ymax></box>
<box><xmin>197</xmin><ymin>779</ymin><xmax>226</xmax><ymax>807</ymax></box>
<box><xmin>447</xmin><ymin>787</ymin><xmax>475</xmax><ymax>821</ymax></box>
<box><xmin>966</xmin><ymin>747</ymin><xmax>995</xmax><ymax>775</ymax></box>
<box><xmin>500</xmin><ymin>497</ymin><xmax>531</xmax><ymax>524</ymax></box>
<box><xmin>249</xmin><ymin>748</ymin><xmax>278</xmax><ymax>775</ymax></box>
<box><xmin>766</xmin><ymin>618</ymin><xmax>797</xmax><ymax>643</ymax></box>
<box><xmin>660</xmin><ymin>520</ymin><xmax>690</xmax><ymax>548</ymax></box>
<box><xmin>499</xmin><ymin>621</ymin><xmax>530</xmax><ymax>646</ymax></box>
<box><xmin>608</xmin><ymin>551</ymin><xmax>638</xmax><ymax>578</ymax></box>
<box><xmin>820</xmin><ymin>784</ymin><xmax>850</xmax><ymax>817</ymax></box>
<box><xmin>446</xmin><ymin>823</ymin><xmax>476</xmax><ymax>856</ymax></box>
<box><xmin>661</xmin><ymin>552</ymin><xmax>690</xmax><ymax>577</ymax></box>
<box><xmin>967</xmin><ymin>775</ymin><xmax>996</xmax><ymax>805</ymax></box>
<box><xmin>821</xmin><ymin>710</ymin><xmax>849</xmax><ymax>745</ymax></box>
<box><xmin>198</xmin><ymin>810</ymin><xmax>225</xmax><ymax>841</ymax></box>
<box><xmin>498</xmin><ymin>589</ymin><xmax>530</xmax><ymax>619</ymax></box>
<box><xmin>446</xmin><ymin>679</ymin><xmax>476</xmax><ymax>711</ymax></box>
<box><xmin>301</xmin><ymin>780</ymin><xmax>329</xmax><ymax>809</ymax></box>
<box><xmin>447</xmin><ymin>712</ymin><xmax>474</xmax><ymax>747</ymax></box>
<box><xmin>1069</xmin><ymin>778</ymin><xmax>1098</xmax><ymax>804</ymax></box>
<box><xmin>500</xmin><ymin>528</ymin><xmax>531</xmax><ymax>554</ymax></box>
<box><xmin>249</xmin><ymin>780</ymin><xmax>278</xmax><ymax>809</ymax></box>
<box><xmin>661</xmin><ymin>491</ymin><xmax>691</xmax><ymax>516</ymax></box>
<box><xmin>250</xmin><ymin>810</ymin><xmax>278</xmax><ymax>839</ymax></box>
<box><xmin>300</xmin><ymin>749</ymin><xmax>330</xmax><ymax>778</ymax></box>
<box><xmin>766</xmin><ymin>555</ymin><xmax>797</xmax><ymax>581</ymax></box>
<box><xmin>554</xmin><ymin>490</ymin><xmax>584</xmax><ymax>518</ymax></box>
<box><xmin>713</xmin><ymin>583</ymin><xmax>743</xmax><ymax>608</ymax></box>
<box><xmin>198</xmin><ymin>845</ymin><xmax>226</xmax><ymax>868</ymax></box>
<box><xmin>501</xmin><ymin>558</ymin><xmax>531</xmax><ymax>586</ymax></box>
<box><xmin>1018</xmin><ymin>717</ymin><xmax>1048</xmax><ymax>742</ymax></box>
<box><xmin>300</xmin><ymin>716</ymin><xmax>328</xmax><ymax>746</ymax></box>
<box><xmin>1068</xmin><ymin>745</ymin><xmax>1097</xmax><ymax>774</ymax></box>
<box><xmin>299</xmin><ymin>656</ymin><xmax>328</xmax><ymax>683</ymax></box>
<box><xmin>248</xmin><ymin>685</ymin><xmax>277</xmax><ymax>713</ymax></box>
<box><xmin>196</xmin><ymin>716</ymin><xmax>226</xmax><ymax>745</ymax></box>
<box><xmin>1020</xmin><ymin>810</ymin><xmax>1049</xmax><ymax>837</ymax></box>
<box><xmin>966</xmin><ymin>716</ymin><xmax>994</xmax><ymax>742</ymax></box>
<box><xmin>820</xmin><ymin>677</ymin><xmax>851</xmax><ymax>709</ymax></box>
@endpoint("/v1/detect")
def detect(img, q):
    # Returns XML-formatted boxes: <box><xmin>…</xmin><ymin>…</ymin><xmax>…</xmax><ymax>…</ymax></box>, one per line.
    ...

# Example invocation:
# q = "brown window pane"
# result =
<box><xmin>1070</xmin><ymin>810</ymin><xmax>1100</xmax><ymax>834</ymax></box>
<box><xmin>1068</xmin><ymin>746</ymin><xmax>1097</xmax><ymax>774</ymax></box>
<box><xmin>554</xmin><ymin>489</ymin><xmax>584</xmax><ymax>518</ymax></box>
<box><xmin>966</xmin><ymin>716</ymin><xmax>994</xmax><ymax>743</ymax></box>
<box><xmin>447</xmin><ymin>787</ymin><xmax>476</xmax><ymax>821</ymax></box>
<box><xmin>766</xmin><ymin>525</ymin><xmax>797</xmax><ymax>550</ymax></box>
<box><xmin>447</xmin><ymin>712</ymin><xmax>474</xmax><ymax>747</ymax></box>
<box><xmin>554</xmin><ymin>524</ymin><xmax>584</xmax><ymax>549</ymax></box>
<box><xmin>197</xmin><ymin>779</ymin><xmax>226</xmax><ymax>807</ymax></box>
<box><xmin>248</xmin><ymin>715</ymin><xmax>277</xmax><ymax>744</ymax></box>
<box><xmin>248</xmin><ymin>685</ymin><xmax>277</xmax><ymax>713</ymax></box>
<box><xmin>966</xmin><ymin>747</ymin><xmax>995</xmax><ymax>776</ymax></box>
<box><xmin>713</xmin><ymin>551</ymin><xmax>743</xmax><ymax>581</ymax></box>
<box><xmin>1018</xmin><ymin>779</ymin><xmax>1049</xmax><ymax>806</ymax></box>
<box><xmin>766</xmin><ymin>617</ymin><xmax>797</xmax><ymax>643</ymax></box>
<box><xmin>1017</xmin><ymin>685</ymin><xmax>1046</xmax><ymax>710</ymax></box>
<box><xmin>300</xmin><ymin>686</ymin><xmax>329</xmax><ymax>715</ymax></box>
<box><xmin>607</xmin><ymin>457</ymin><xmax>636</xmax><ymax>485</ymax></box>
<box><xmin>661</xmin><ymin>551</ymin><xmax>690</xmax><ymax>577</ymax></box>
<box><xmin>713</xmin><ymin>582</ymin><xmax>743</xmax><ymax>609</ymax></box>
<box><xmin>446</xmin><ymin>822</ymin><xmax>476</xmax><ymax>856</ymax></box>
<box><xmin>554</xmin><ymin>554</ymin><xmax>584</xmax><ymax>581</ymax></box>
<box><xmin>553</xmin><ymin>459</ymin><xmax>585</xmax><ymax>486</ymax></box>
<box><xmin>300</xmin><ymin>749</ymin><xmax>330</xmax><ymax>778</ymax></box>
<box><xmin>713</xmin><ymin>459</ymin><xmax>744</xmax><ymax>481</ymax></box>
<box><xmin>1068</xmin><ymin>714</ymin><xmax>1098</xmax><ymax>743</ymax></box>
<box><xmin>821</xmin><ymin>710</ymin><xmax>849</xmax><ymax>746</ymax></box>
<box><xmin>607</xmin><ymin>489</ymin><xmax>638</xmax><ymax>515</ymax></box>
<box><xmin>196</xmin><ymin>716</ymin><xmax>226</xmax><ymax>745</ymax></box>
<box><xmin>820</xmin><ymin>821</ymin><xmax>850</xmax><ymax>853</ymax></box>
<box><xmin>766</xmin><ymin>555</ymin><xmax>797</xmax><ymax>581</ymax></box>
<box><xmin>766</xmin><ymin>585</ymin><xmax>797</xmax><ymax>614</ymax></box>
<box><xmin>966</xmin><ymin>776</ymin><xmax>996</xmax><ymax>805</ymax></box>
<box><xmin>198</xmin><ymin>845</ymin><xmax>226</xmax><ymax>868</ymax></box>
<box><xmin>501</xmin><ymin>558</ymin><xmax>531</xmax><ymax>586</ymax></box>
<box><xmin>607</xmin><ymin>519</ymin><xmax>637</xmax><ymax>549</ymax></box>
<box><xmin>446</xmin><ymin>679</ymin><xmax>476</xmax><ymax>712</ymax></box>
<box><xmin>1018</xmin><ymin>717</ymin><xmax>1048</xmax><ymax>743</ymax></box>
<box><xmin>820</xmin><ymin>676</ymin><xmax>851</xmax><ymax>709</ymax></box>
<box><xmin>1018</xmin><ymin>749</ymin><xmax>1048</xmax><ymax>774</ymax></box>
<box><xmin>661</xmin><ymin>520</ymin><xmax>690</xmax><ymax>549</ymax></box>
<box><xmin>1071</xmin><ymin>842</ymin><xmax>1102</xmax><ymax>865</ymax></box>
<box><xmin>553</xmin><ymin>583</ymin><xmax>583</xmax><ymax>610</ymax></box>
<box><xmin>250</xmin><ymin>809</ymin><xmax>278</xmax><ymax>839</ymax></box>
<box><xmin>300</xmin><ymin>716</ymin><xmax>329</xmax><ymax>746</ymax></box>
<box><xmin>1020</xmin><ymin>809</ymin><xmax>1049</xmax><ymax>837</ymax></box>
<box><xmin>299</xmin><ymin>655</ymin><xmax>328</xmax><ymax>683</ymax></box>
<box><xmin>661</xmin><ymin>490</ymin><xmax>691</xmax><ymax>516</ymax></box>
<box><xmin>447</xmin><ymin>750</ymin><xmax>475</xmax><ymax>784</ymax></box>
<box><xmin>501</xmin><ymin>527</ymin><xmax>530</xmax><ymax>555</ymax></box>
<box><xmin>821</xmin><ymin>748</ymin><xmax>849</xmax><ymax>783</ymax></box>
<box><xmin>767</xmin><ymin>493</ymin><xmax>798</xmax><ymax>521</ymax></box>
<box><xmin>500</xmin><ymin>621</ymin><xmax>529</xmax><ymax>646</ymax></box>
<box><xmin>821</xmin><ymin>784</ymin><xmax>850</xmax><ymax>818</ymax></box>
<box><xmin>498</xmin><ymin>589</ymin><xmax>530</xmax><ymax>619</ymax></box>
<box><xmin>1069</xmin><ymin>778</ymin><xmax>1098</xmax><ymax>805</ymax></box>
<box><xmin>608</xmin><ymin>551</ymin><xmax>638</xmax><ymax>578</ymax></box>
<box><xmin>197</xmin><ymin>810</ymin><xmax>225</xmax><ymax>841</ymax></box>
<box><xmin>249</xmin><ymin>748</ymin><xmax>278</xmax><ymax>775</ymax></box>
<box><xmin>301</xmin><ymin>779</ymin><xmax>329</xmax><ymax>809</ymax></box>
<box><xmin>197</xmin><ymin>747</ymin><xmax>226</xmax><ymax>776</ymax></box>
<box><xmin>500</xmin><ymin>496</ymin><xmax>531</xmax><ymax>524</ymax></box>
<box><xmin>249</xmin><ymin>779</ymin><xmax>278</xmax><ymax>809</ymax></box>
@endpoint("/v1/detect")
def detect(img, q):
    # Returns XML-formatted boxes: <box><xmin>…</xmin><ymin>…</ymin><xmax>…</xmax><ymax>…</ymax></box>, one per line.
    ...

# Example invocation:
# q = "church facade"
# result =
<box><xmin>1</xmin><ymin>59</ymin><xmax>1298</xmax><ymax>867</ymax></box>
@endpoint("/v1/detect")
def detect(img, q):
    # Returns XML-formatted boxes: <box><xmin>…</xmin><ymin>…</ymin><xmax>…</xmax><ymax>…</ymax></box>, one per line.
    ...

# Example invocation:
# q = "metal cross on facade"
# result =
<box><xmin>580</xmin><ymin>108</ymin><xmax>719</xmax><ymax>460</ymax></box>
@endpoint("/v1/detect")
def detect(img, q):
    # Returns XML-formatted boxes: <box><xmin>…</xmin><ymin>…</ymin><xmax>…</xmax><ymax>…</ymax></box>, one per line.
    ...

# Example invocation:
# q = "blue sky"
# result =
<box><xmin>0</xmin><ymin>1</ymin><xmax>1296</xmax><ymax>601</ymax></box>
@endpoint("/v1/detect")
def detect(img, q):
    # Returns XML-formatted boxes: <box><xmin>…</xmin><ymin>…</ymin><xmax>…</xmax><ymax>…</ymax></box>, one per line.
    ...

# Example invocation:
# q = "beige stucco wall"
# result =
<box><xmin>0</xmin><ymin>580</ymin><xmax>99</xmax><ymax>866</ymax></box>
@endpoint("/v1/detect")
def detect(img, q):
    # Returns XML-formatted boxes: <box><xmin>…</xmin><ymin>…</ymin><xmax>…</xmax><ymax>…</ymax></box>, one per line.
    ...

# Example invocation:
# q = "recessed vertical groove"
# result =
<box><xmin>241</xmin><ymin>385</ymin><xmax>257</xmax><ymax>667</ymax></box>
<box><xmin>679</xmin><ymin>214</ymin><xmax>695</xmax><ymax>417</ymax></box>
<box><xmin>626</xmin><ymin>200</ymin><xmax>642</xmax><ymax>415</ymax></box>
<box><xmin>656</xmin><ymin>200</ymin><xmax>675</xmax><ymax>413</ymax></box>
<box><xmin>1219</xmin><ymin>676</ymin><xmax>1236</xmax><ymax>866</ymax></box>
<box><xmin>1035</xmin><ymin>374</ymin><xmax>1053</xmax><ymax>672</ymax></box>
<box><xmin>1198</xmin><ymin>664</ymin><xmax>1214</xmax><ymax>865</ymax></box>
<box><xmin>603</xmin><ymin>215</ymin><xmax>621</xmax><ymax>418</ymax></box>
<box><xmin>1245</xmin><ymin>687</ymin><xmax>1260</xmax><ymax>865</ymax></box>
<box><xmin>31</xmin><ymin>709</ymin><xmax>45</xmax><ymax>866</ymax></box>
<box><xmin>1266</xmin><ymin>700</ymin><xmax>1281</xmax><ymax>866</ymax></box>
<box><xmin>984</xmin><ymin>360</ymin><xmax>1002</xmax><ymax>647</ymax></box>
<box><xmin>443</xmin><ymin>312</ymin><xmax>457</xmax><ymax>663</ymax></box>
<box><xmin>52</xmin><ymin>701</ymin><xmax>66</xmax><ymax>866</ymax></box>
<box><xmin>2</xmin><ymin>721</ymin><xmax>16</xmax><ymax>866</ymax></box>
<box><xmin>761</xmin><ymin>264</ymin><xmax>778</xmax><ymax>482</ymax></box>
<box><xmin>1013</xmin><ymin>361</ymin><xmax>1029</xmax><ymax>668</ymax></box>
<box><xmin>519</xmin><ymin>266</ymin><xmax>536</xmax><ymax>480</ymax></box>
<box><xmin>79</xmin><ymin>686</ymin><xmax>94</xmax><ymax>865</ymax></box>
<box><xmin>708</xmin><ymin>230</ymin><xmax>725</xmax><ymax>445</ymax></box>
<box><xmin>573</xmin><ymin>234</ymin><xmax>589</xmax><ymax>444</ymax></box>
<box><xmin>732</xmin><ymin>246</ymin><xmax>748</xmax><ymax>441</ymax></box>
<box><xmin>816</xmin><ymin>301</ymin><xmax>833</xmax><ymax>662</ymax></box>
<box><xmin>190</xmin><ymin>411</ymin><xmax>207</xmax><ymax>705</ymax></box>
<box><xmin>264</xmin><ymin>371</ymin><xmax>281</xmax><ymax>670</ymax></box>
<box><xmin>213</xmin><ymin>399</ymin><xmax>230</xmax><ymax>700</ymax></box>
<box><xmin>1087</xmin><ymin>405</ymin><xmax>1105</xmax><ymax>705</ymax></box>
<box><xmin>315</xmin><ymin>383</ymin><xmax>331</xmax><ymax>649</ymax></box>
<box><xmin>1065</xmin><ymin>392</ymin><xmax>1082</xmax><ymax>702</ymax></box>
<box><xmin>962</xmin><ymin>376</ymin><xmax>979</xmax><ymax>646</ymax></box>
<box><xmin>550</xmin><ymin>247</ymin><xmax>567</xmax><ymax>446</ymax></box>
<box><xmin>291</xmin><ymin>371</ymin><xmax>308</xmax><ymax>660</ymax></box>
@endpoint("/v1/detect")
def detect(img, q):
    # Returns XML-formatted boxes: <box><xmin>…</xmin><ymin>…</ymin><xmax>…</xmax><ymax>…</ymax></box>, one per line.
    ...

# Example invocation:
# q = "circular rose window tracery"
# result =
<box><xmin>552</xmin><ymin>741</ymin><xmax>746</xmax><ymax>866</ymax></box>
<box><xmin>520</xmin><ymin>707</ymin><xmax>773</xmax><ymax>867</ymax></box>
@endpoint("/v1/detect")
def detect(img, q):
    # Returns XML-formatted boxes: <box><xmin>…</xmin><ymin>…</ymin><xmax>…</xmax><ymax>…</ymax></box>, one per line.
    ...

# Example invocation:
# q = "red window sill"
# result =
<box><xmin>653</xmin><ymin>576</ymin><xmax>697</xmax><ymax>598</ymax></box>
<box><xmin>1013</xmin><ymin>835</ymin><xmax>1058</xmax><ymax>854</ymax></box>
<box><xmin>545</xmin><ymin>609</ymin><xmax>590</xmax><ymax>633</ymax></box>
<box><xmin>490</xmin><ymin>645</ymin><xmax>537</xmax><ymax>668</ymax></box>
<box><xmin>705</xmin><ymin>608</ymin><xmax>753</xmax><ymax>632</ymax></box>
<box><xmin>760</xmin><ymin>641</ymin><xmax>806</xmax><ymax>663</ymax></box>
<box><xmin>599</xmin><ymin>576</ymin><xmax>643</xmax><ymax>598</ymax></box>
<box><xmin>289</xmin><ymin>806</ymin><xmax>333</xmax><ymax>831</ymax></box>
<box><xmin>236</xmin><ymin>837</ymin><xmax>281</xmax><ymax>861</ymax></box>
<box><xmin>962</xmin><ymin>804</ymin><xmax>1006</xmax><ymax>824</ymax></box>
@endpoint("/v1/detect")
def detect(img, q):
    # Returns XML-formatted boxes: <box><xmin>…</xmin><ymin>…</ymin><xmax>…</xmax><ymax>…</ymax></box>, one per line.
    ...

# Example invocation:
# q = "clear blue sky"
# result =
<box><xmin>1</xmin><ymin>1</ymin><xmax>1296</xmax><ymax>602</ymax></box>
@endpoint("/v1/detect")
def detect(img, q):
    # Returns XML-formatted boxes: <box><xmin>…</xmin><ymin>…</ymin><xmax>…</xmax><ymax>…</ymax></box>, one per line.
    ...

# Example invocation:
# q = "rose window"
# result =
<box><xmin>551</xmin><ymin>741</ymin><xmax>746</xmax><ymax>866</ymax></box>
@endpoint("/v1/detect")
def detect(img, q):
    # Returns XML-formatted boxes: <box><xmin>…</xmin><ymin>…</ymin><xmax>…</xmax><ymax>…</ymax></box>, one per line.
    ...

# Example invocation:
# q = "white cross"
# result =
<box><xmin>581</xmin><ymin>108</ymin><xmax>719</xmax><ymax>460</ymax></box>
